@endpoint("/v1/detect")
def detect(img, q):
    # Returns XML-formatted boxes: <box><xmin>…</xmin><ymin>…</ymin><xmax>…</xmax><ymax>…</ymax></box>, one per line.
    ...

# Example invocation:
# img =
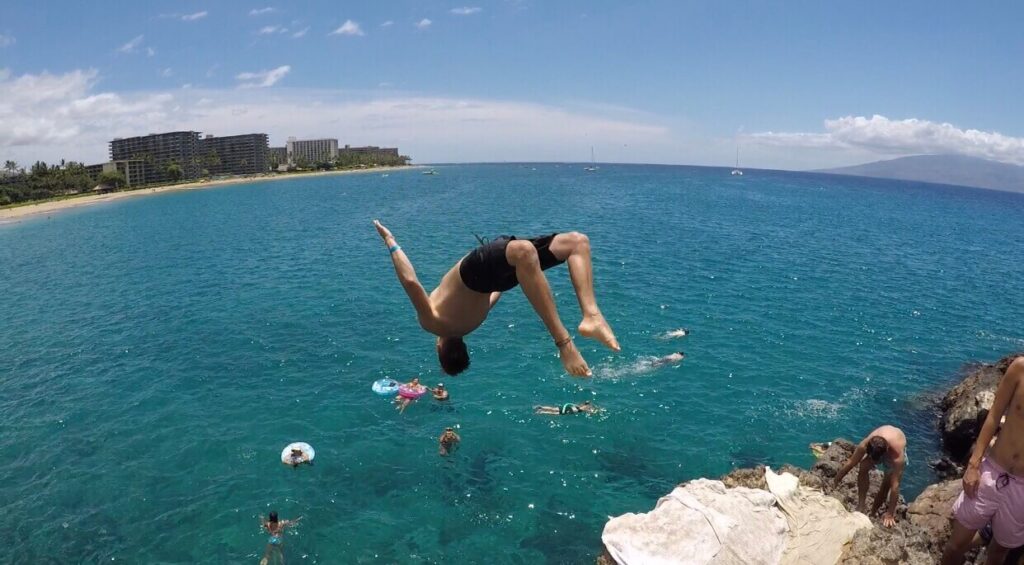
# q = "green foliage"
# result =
<box><xmin>0</xmin><ymin>159</ymin><xmax>97</xmax><ymax>205</ymax></box>
<box><xmin>98</xmin><ymin>170</ymin><xmax>127</xmax><ymax>189</ymax></box>
<box><xmin>334</xmin><ymin>152</ymin><xmax>410</xmax><ymax>169</ymax></box>
<box><xmin>166</xmin><ymin>163</ymin><xmax>183</xmax><ymax>182</ymax></box>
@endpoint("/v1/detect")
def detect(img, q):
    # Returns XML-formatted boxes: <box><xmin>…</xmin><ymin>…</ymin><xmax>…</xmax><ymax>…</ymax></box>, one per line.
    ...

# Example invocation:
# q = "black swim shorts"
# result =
<box><xmin>458</xmin><ymin>233</ymin><xmax>565</xmax><ymax>293</ymax></box>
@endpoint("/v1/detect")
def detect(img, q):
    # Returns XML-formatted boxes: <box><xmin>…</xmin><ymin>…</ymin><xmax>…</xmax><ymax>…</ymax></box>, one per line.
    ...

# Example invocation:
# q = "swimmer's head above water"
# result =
<box><xmin>437</xmin><ymin>336</ymin><xmax>470</xmax><ymax>376</ymax></box>
<box><xmin>269</xmin><ymin>511</ymin><xmax>278</xmax><ymax>523</ymax></box>
<box><xmin>866</xmin><ymin>436</ymin><xmax>889</xmax><ymax>462</ymax></box>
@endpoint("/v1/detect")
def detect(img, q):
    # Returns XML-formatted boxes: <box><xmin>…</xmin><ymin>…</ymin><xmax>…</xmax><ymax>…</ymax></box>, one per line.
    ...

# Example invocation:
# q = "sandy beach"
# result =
<box><xmin>0</xmin><ymin>166</ymin><xmax>421</xmax><ymax>224</ymax></box>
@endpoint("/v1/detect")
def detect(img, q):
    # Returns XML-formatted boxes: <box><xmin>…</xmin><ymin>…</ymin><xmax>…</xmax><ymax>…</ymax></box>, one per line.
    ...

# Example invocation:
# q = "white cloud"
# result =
<box><xmin>416</xmin><ymin>18</ymin><xmax>432</xmax><ymax>29</ymax></box>
<box><xmin>331</xmin><ymin>20</ymin><xmax>364</xmax><ymax>36</ymax></box>
<box><xmin>181</xmin><ymin>11</ymin><xmax>208</xmax><ymax>21</ymax></box>
<box><xmin>0</xmin><ymin>68</ymin><xmax>672</xmax><ymax>166</ymax></box>
<box><xmin>117</xmin><ymin>35</ymin><xmax>144</xmax><ymax>54</ymax></box>
<box><xmin>748</xmin><ymin>115</ymin><xmax>1024</xmax><ymax>166</ymax></box>
<box><xmin>146</xmin><ymin>47</ymin><xmax>156</xmax><ymax>57</ymax></box>
<box><xmin>450</xmin><ymin>7</ymin><xmax>482</xmax><ymax>15</ymax></box>
<box><xmin>249</xmin><ymin>7</ymin><xmax>275</xmax><ymax>16</ymax></box>
<box><xmin>181</xmin><ymin>83</ymin><xmax>192</xmax><ymax>89</ymax></box>
<box><xmin>161</xmin><ymin>68</ymin><xmax>173</xmax><ymax>78</ymax></box>
<box><xmin>258</xmin><ymin>25</ymin><xmax>286</xmax><ymax>35</ymax></box>
<box><xmin>0</xmin><ymin>33</ymin><xmax>15</xmax><ymax>47</ymax></box>
<box><xmin>381</xmin><ymin>20</ymin><xmax>394</xmax><ymax>27</ymax></box>
<box><xmin>292</xmin><ymin>27</ymin><xmax>309</xmax><ymax>38</ymax></box>
<box><xmin>235</xmin><ymin>65</ymin><xmax>291</xmax><ymax>88</ymax></box>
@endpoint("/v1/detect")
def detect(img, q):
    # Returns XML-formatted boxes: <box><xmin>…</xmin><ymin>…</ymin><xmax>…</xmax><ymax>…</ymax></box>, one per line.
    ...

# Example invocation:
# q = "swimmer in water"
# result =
<box><xmin>395</xmin><ymin>377</ymin><xmax>422</xmax><ymax>414</ymax></box>
<box><xmin>439</xmin><ymin>426</ymin><xmax>461</xmax><ymax>456</ymax></box>
<box><xmin>652</xmin><ymin>351</ymin><xmax>685</xmax><ymax>367</ymax></box>
<box><xmin>287</xmin><ymin>448</ymin><xmax>312</xmax><ymax>468</ymax></box>
<box><xmin>534</xmin><ymin>400</ymin><xmax>599</xmax><ymax>416</ymax></box>
<box><xmin>432</xmin><ymin>382</ymin><xmax>449</xmax><ymax>401</ymax></box>
<box><xmin>662</xmin><ymin>328</ymin><xmax>689</xmax><ymax>339</ymax></box>
<box><xmin>259</xmin><ymin>511</ymin><xmax>301</xmax><ymax>565</ymax></box>
<box><xmin>375</xmin><ymin>220</ymin><xmax>620</xmax><ymax>377</ymax></box>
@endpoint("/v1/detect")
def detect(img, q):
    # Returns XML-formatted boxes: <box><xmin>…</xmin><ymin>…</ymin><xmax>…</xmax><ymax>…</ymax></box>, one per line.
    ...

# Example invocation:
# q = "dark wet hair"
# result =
<box><xmin>438</xmin><ymin>337</ymin><xmax>469</xmax><ymax>376</ymax></box>
<box><xmin>269</xmin><ymin>511</ymin><xmax>278</xmax><ymax>522</ymax></box>
<box><xmin>866</xmin><ymin>436</ymin><xmax>888</xmax><ymax>462</ymax></box>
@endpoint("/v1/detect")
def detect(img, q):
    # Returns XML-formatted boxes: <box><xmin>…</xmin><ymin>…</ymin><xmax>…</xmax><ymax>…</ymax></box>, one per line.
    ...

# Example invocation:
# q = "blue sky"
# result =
<box><xmin>1</xmin><ymin>1</ymin><xmax>1022</xmax><ymax>168</ymax></box>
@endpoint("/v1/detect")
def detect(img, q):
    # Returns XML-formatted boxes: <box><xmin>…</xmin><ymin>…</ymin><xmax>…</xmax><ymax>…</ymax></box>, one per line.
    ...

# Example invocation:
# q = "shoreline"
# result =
<box><xmin>0</xmin><ymin>165</ymin><xmax>422</xmax><ymax>224</ymax></box>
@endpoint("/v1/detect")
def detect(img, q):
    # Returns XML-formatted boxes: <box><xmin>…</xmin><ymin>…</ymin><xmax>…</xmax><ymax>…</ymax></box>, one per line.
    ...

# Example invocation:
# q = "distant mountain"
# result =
<box><xmin>814</xmin><ymin>154</ymin><xmax>1024</xmax><ymax>193</ymax></box>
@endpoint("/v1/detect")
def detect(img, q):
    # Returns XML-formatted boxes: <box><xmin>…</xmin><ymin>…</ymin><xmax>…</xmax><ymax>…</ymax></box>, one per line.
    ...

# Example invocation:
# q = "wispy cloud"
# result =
<box><xmin>117</xmin><ymin>35</ymin><xmax>145</xmax><ymax>54</ymax></box>
<box><xmin>292</xmin><ymin>27</ymin><xmax>309</xmax><ymax>38</ymax></box>
<box><xmin>0</xmin><ymin>67</ymin><xmax>672</xmax><ymax>166</ymax></box>
<box><xmin>450</xmin><ymin>7</ymin><xmax>482</xmax><ymax>15</ymax></box>
<box><xmin>0</xmin><ymin>33</ymin><xmax>15</xmax><ymax>48</ymax></box>
<box><xmin>747</xmin><ymin>115</ymin><xmax>1024</xmax><ymax>166</ymax></box>
<box><xmin>249</xmin><ymin>7</ymin><xmax>275</xmax><ymax>16</ymax></box>
<box><xmin>331</xmin><ymin>20</ymin><xmax>364</xmax><ymax>36</ymax></box>
<box><xmin>161</xmin><ymin>68</ymin><xmax>173</xmax><ymax>78</ymax></box>
<box><xmin>258</xmin><ymin>25</ymin><xmax>286</xmax><ymax>35</ymax></box>
<box><xmin>181</xmin><ymin>11</ymin><xmax>208</xmax><ymax>21</ymax></box>
<box><xmin>380</xmin><ymin>20</ymin><xmax>394</xmax><ymax>28</ymax></box>
<box><xmin>416</xmin><ymin>18</ymin><xmax>432</xmax><ymax>30</ymax></box>
<box><xmin>235</xmin><ymin>65</ymin><xmax>291</xmax><ymax>88</ymax></box>
<box><xmin>146</xmin><ymin>47</ymin><xmax>156</xmax><ymax>57</ymax></box>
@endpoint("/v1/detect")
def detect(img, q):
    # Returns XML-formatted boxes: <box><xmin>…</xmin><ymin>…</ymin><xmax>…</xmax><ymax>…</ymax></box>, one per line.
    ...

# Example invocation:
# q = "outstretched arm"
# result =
<box><xmin>964</xmin><ymin>358</ymin><xmax>1022</xmax><ymax>497</ymax></box>
<box><xmin>374</xmin><ymin>220</ymin><xmax>435</xmax><ymax>327</ymax></box>
<box><xmin>834</xmin><ymin>440</ymin><xmax>867</xmax><ymax>484</ymax></box>
<box><xmin>489</xmin><ymin>292</ymin><xmax>502</xmax><ymax>310</ymax></box>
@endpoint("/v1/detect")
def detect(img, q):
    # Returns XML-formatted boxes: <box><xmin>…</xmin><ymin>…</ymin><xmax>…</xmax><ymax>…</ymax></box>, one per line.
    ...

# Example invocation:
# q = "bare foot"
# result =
<box><xmin>578</xmin><ymin>314</ymin><xmax>620</xmax><ymax>352</ymax></box>
<box><xmin>558</xmin><ymin>340</ymin><xmax>592</xmax><ymax>377</ymax></box>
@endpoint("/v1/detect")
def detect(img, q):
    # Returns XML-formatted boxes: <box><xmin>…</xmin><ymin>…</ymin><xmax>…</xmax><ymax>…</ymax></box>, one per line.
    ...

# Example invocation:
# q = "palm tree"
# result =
<box><xmin>4</xmin><ymin>160</ymin><xmax>19</xmax><ymax>174</ymax></box>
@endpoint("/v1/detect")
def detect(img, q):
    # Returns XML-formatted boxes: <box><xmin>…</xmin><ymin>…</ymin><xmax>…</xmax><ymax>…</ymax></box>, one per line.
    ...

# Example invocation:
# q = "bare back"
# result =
<box><xmin>990</xmin><ymin>358</ymin><xmax>1024</xmax><ymax>475</ymax></box>
<box><xmin>868</xmin><ymin>424</ymin><xmax>907</xmax><ymax>465</ymax></box>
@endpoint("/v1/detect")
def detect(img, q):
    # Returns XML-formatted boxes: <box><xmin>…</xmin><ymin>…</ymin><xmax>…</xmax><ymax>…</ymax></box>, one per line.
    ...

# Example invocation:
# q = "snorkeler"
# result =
<box><xmin>432</xmin><ymin>383</ymin><xmax>449</xmax><ymax>401</ymax></box>
<box><xmin>534</xmin><ymin>400</ymin><xmax>599</xmax><ymax>416</ymax></box>
<box><xmin>375</xmin><ymin>220</ymin><xmax>620</xmax><ymax>377</ymax></box>
<box><xmin>439</xmin><ymin>426</ymin><xmax>461</xmax><ymax>456</ymax></box>
<box><xmin>259</xmin><ymin>511</ymin><xmax>301</xmax><ymax>565</ymax></box>
<box><xmin>652</xmin><ymin>351</ymin><xmax>685</xmax><ymax>367</ymax></box>
<box><xmin>834</xmin><ymin>425</ymin><xmax>908</xmax><ymax>527</ymax></box>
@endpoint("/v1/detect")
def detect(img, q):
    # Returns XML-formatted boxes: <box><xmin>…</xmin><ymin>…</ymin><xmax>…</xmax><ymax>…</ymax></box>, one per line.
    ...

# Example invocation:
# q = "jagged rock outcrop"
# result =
<box><xmin>597</xmin><ymin>354</ymin><xmax>1024</xmax><ymax>565</ymax></box>
<box><xmin>940</xmin><ymin>353</ymin><xmax>1022</xmax><ymax>462</ymax></box>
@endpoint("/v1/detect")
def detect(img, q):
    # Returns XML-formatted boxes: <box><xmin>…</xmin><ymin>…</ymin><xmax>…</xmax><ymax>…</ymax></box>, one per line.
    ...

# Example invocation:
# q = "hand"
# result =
<box><xmin>373</xmin><ymin>219</ymin><xmax>393</xmax><ymax>241</ymax></box>
<box><xmin>963</xmin><ymin>465</ymin><xmax>981</xmax><ymax>498</ymax></box>
<box><xmin>882</xmin><ymin>512</ymin><xmax>896</xmax><ymax>528</ymax></box>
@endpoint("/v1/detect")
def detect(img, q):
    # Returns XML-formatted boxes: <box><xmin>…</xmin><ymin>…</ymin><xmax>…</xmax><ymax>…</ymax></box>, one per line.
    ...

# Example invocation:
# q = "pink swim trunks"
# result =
<box><xmin>953</xmin><ymin>457</ymin><xmax>1024</xmax><ymax>548</ymax></box>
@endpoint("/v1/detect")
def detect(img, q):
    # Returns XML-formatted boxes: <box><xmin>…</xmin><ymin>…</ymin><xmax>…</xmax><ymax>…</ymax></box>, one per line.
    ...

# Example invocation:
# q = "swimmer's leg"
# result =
<box><xmin>507</xmin><ymin>240</ymin><xmax>590</xmax><ymax>376</ymax></box>
<box><xmin>548</xmin><ymin>232</ymin><xmax>620</xmax><ymax>352</ymax></box>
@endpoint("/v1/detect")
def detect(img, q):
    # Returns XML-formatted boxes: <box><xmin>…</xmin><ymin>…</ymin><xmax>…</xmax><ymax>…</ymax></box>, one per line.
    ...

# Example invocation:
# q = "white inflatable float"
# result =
<box><xmin>281</xmin><ymin>442</ymin><xmax>315</xmax><ymax>466</ymax></box>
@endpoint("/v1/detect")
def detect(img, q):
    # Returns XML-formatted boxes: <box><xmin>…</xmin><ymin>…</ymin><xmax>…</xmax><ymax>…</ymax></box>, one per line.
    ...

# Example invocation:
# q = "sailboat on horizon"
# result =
<box><xmin>584</xmin><ymin>146</ymin><xmax>599</xmax><ymax>172</ymax></box>
<box><xmin>731</xmin><ymin>141</ymin><xmax>743</xmax><ymax>176</ymax></box>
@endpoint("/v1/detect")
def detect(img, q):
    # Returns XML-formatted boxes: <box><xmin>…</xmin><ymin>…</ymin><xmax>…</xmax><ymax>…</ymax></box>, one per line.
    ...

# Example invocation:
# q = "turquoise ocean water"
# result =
<box><xmin>2</xmin><ymin>164</ymin><xmax>1023</xmax><ymax>563</ymax></box>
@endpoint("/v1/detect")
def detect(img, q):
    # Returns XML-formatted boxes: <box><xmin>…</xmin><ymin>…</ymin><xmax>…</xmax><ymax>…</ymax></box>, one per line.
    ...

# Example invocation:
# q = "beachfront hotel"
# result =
<box><xmin>337</xmin><ymin>145</ymin><xmax>401</xmax><ymax>161</ymax></box>
<box><xmin>286</xmin><ymin>137</ymin><xmax>338</xmax><ymax>165</ymax></box>
<box><xmin>109</xmin><ymin>131</ymin><xmax>202</xmax><ymax>184</ymax></box>
<box><xmin>198</xmin><ymin>134</ymin><xmax>270</xmax><ymax>177</ymax></box>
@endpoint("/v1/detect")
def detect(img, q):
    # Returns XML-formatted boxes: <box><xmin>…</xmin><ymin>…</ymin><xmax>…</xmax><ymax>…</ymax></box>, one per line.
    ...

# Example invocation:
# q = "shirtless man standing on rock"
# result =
<box><xmin>834</xmin><ymin>424</ymin><xmax>908</xmax><ymax>527</ymax></box>
<box><xmin>374</xmin><ymin>220</ymin><xmax>620</xmax><ymax>376</ymax></box>
<box><xmin>942</xmin><ymin>356</ymin><xmax>1024</xmax><ymax>565</ymax></box>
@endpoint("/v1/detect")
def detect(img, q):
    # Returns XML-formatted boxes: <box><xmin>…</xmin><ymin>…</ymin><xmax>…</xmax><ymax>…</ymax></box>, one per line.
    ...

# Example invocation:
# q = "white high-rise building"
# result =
<box><xmin>286</xmin><ymin>137</ymin><xmax>338</xmax><ymax>165</ymax></box>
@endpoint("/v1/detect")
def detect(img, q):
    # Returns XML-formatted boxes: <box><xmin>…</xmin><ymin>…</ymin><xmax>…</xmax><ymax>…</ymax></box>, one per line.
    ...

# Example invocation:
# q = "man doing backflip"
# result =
<box><xmin>374</xmin><ymin>220</ymin><xmax>619</xmax><ymax>376</ymax></box>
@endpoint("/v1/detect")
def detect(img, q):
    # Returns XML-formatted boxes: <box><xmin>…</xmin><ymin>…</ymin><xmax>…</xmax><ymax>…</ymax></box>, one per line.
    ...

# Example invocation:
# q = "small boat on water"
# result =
<box><xmin>422</xmin><ymin>168</ymin><xmax>438</xmax><ymax>175</ymax></box>
<box><xmin>584</xmin><ymin>146</ymin><xmax>599</xmax><ymax>172</ymax></box>
<box><xmin>730</xmin><ymin>142</ymin><xmax>743</xmax><ymax>176</ymax></box>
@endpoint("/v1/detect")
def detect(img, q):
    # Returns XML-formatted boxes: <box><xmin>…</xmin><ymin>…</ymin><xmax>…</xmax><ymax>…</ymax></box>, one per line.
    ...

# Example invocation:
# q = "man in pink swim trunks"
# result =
<box><xmin>942</xmin><ymin>356</ymin><xmax>1024</xmax><ymax>565</ymax></box>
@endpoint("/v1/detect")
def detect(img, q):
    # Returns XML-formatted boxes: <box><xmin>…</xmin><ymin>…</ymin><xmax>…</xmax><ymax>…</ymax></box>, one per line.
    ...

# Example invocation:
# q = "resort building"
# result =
<box><xmin>86</xmin><ymin>160</ymin><xmax>147</xmax><ymax>187</ymax></box>
<box><xmin>198</xmin><ymin>133</ymin><xmax>270</xmax><ymax>176</ymax></box>
<box><xmin>268</xmin><ymin>147</ymin><xmax>288</xmax><ymax>168</ymax></box>
<box><xmin>337</xmin><ymin>145</ymin><xmax>401</xmax><ymax>161</ymax></box>
<box><xmin>286</xmin><ymin>137</ymin><xmax>338</xmax><ymax>166</ymax></box>
<box><xmin>109</xmin><ymin>131</ymin><xmax>202</xmax><ymax>184</ymax></box>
